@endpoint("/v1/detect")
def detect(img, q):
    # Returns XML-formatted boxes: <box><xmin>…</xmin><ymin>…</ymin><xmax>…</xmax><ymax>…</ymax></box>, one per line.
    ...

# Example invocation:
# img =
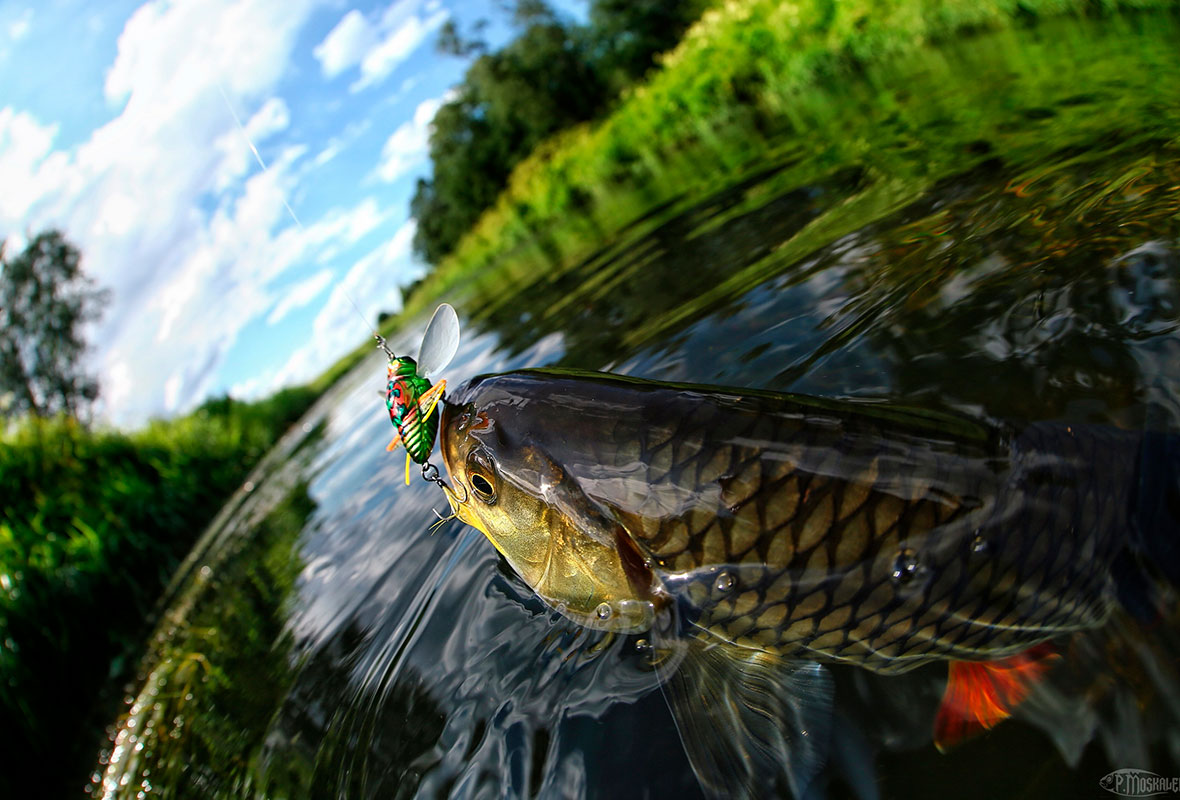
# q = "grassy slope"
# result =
<box><xmin>324</xmin><ymin>0</ymin><xmax>1168</xmax><ymax>342</ymax></box>
<box><xmin>317</xmin><ymin>0</ymin><xmax>1180</xmax><ymax>384</ymax></box>
<box><xmin>0</xmin><ymin>386</ymin><xmax>316</xmax><ymax>795</ymax></box>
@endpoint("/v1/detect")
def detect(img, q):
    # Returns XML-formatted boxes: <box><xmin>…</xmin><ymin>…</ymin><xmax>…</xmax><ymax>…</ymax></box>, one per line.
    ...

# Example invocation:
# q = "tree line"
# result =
<box><xmin>410</xmin><ymin>0</ymin><xmax>708</xmax><ymax>264</ymax></box>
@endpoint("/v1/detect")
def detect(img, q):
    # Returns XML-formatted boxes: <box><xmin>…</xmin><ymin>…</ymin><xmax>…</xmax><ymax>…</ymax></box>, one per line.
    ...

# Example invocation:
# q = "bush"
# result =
<box><xmin>0</xmin><ymin>385</ymin><xmax>316</xmax><ymax>796</ymax></box>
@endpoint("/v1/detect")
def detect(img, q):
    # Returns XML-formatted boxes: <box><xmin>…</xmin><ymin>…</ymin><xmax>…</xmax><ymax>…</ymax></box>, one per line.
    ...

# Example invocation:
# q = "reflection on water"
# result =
<box><xmin>95</xmin><ymin>13</ymin><xmax>1180</xmax><ymax>800</ymax></box>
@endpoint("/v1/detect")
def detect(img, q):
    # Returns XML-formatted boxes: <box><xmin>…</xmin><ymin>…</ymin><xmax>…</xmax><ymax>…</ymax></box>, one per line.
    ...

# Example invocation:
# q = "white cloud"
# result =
<box><xmin>0</xmin><ymin>0</ymin><xmax>326</xmax><ymax>424</ymax></box>
<box><xmin>313</xmin><ymin>9</ymin><xmax>374</xmax><ymax>78</ymax></box>
<box><xmin>352</xmin><ymin>7</ymin><xmax>448</xmax><ymax>92</ymax></box>
<box><xmin>327</xmin><ymin>196</ymin><xmax>387</xmax><ymax>244</ymax></box>
<box><xmin>313</xmin><ymin>0</ymin><xmax>448</xmax><ymax>93</ymax></box>
<box><xmin>311</xmin><ymin>118</ymin><xmax>372</xmax><ymax>168</ymax></box>
<box><xmin>229</xmin><ymin>367</ymin><xmax>282</xmax><ymax>401</ymax></box>
<box><xmin>267</xmin><ymin>268</ymin><xmax>334</xmax><ymax>325</ymax></box>
<box><xmin>275</xmin><ymin>219</ymin><xmax>421</xmax><ymax>387</ymax></box>
<box><xmin>0</xmin><ymin>108</ymin><xmax>68</xmax><ymax>222</ymax></box>
<box><xmin>375</xmin><ymin>93</ymin><xmax>446</xmax><ymax>182</ymax></box>
<box><xmin>104</xmin><ymin>360</ymin><xmax>132</xmax><ymax>416</ymax></box>
<box><xmin>313</xmin><ymin>140</ymin><xmax>343</xmax><ymax>167</ymax></box>
<box><xmin>103</xmin><ymin>0</ymin><xmax>310</xmax><ymax>107</ymax></box>
<box><xmin>163</xmin><ymin>372</ymin><xmax>183</xmax><ymax>411</ymax></box>
<box><xmin>8</xmin><ymin>9</ymin><xmax>32</xmax><ymax>42</ymax></box>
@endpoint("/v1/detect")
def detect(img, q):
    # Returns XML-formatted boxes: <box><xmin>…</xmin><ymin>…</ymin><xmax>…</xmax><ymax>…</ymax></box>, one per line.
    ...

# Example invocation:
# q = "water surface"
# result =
<box><xmin>94</xmin><ymin>14</ymin><xmax>1180</xmax><ymax>799</ymax></box>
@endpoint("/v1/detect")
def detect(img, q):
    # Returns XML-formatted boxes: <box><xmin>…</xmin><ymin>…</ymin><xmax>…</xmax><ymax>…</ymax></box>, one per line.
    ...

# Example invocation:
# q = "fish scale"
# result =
<box><xmin>441</xmin><ymin>370</ymin><xmax>1145</xmax><ymax>675</ymax></box>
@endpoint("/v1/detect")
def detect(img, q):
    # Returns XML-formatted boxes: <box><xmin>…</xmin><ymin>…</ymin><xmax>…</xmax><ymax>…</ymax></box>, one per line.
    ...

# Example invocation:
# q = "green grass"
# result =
<box><xmin>0</xmin><ymin>386</ymin><xmax>317</xmax><ymax>796</ymax></box>
<box><xmin>299</xmin><ymin>0</ymin><xmax>1180</xmax><ymax>441</ymax></box>
<box><xmin>91</xmin><ymin>478</ymin><xmax>314</xmax><ymax>799</ymax></box>
<box><xmin>381</xmin><ymin>0</ymin><xmax>1180</xmax><ymax>326</ymax></box>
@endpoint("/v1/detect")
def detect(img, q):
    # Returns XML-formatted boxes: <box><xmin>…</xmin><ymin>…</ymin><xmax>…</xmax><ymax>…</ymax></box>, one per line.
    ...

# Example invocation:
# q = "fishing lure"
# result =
<box><xmin>216</xmin><ymin>89</ymin><xmax>463</xmax><ymax>489</ymax></box>
<box><xmin>379</xmin><ymin>303</ymin><xmax>460</xmax><ymax>485</ymax></box>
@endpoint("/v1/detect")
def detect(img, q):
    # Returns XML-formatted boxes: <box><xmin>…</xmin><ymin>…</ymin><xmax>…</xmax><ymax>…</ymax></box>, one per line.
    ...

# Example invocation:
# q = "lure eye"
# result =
<box><xmin>466</xmin><ymin>447</ymin><xmax>498</xmax><ymax>504</ymax></box>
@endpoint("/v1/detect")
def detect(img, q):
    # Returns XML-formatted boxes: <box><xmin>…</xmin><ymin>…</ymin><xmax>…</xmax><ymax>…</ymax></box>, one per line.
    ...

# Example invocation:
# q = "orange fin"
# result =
<box><xmin>934</xmin><ymin>643</ymin><xmax>1058</xmax><ymax>751</ymax></box>
<box><xmin>386</xmin><ymin>431</ymin><xmax>403</xmax><ymax>452</ymax></box>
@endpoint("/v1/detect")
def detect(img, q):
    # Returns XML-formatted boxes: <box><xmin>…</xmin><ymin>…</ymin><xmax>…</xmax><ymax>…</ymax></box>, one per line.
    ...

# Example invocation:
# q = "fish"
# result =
<box><xmin>436</xmin><ymin>368</ymin><xmax>1177</xmax><ymax>798</ymax></box>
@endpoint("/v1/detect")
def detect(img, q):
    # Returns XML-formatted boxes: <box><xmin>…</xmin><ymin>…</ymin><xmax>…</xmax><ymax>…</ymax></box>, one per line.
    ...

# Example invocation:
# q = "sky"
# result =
<box><xmin>0</xmin><ymin>0</ymin><xmax>540</xmax><ymax>425</ymax></box>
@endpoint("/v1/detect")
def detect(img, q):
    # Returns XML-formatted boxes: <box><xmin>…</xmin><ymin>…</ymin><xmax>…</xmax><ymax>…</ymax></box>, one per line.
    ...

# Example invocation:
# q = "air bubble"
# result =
<box><xmin>595</xmin><ymin>602</ymin><xmax>612</xmax><ymax>620</ymax></box>
<box><xmin>714</xmin><ymin>572</ymin><xmax>735</xmax><ymax>593</ymax></box>
<box><xmin>890</xmin><ymin>548</ymin><xmax>921</xmax><ymax>584</ymax></box>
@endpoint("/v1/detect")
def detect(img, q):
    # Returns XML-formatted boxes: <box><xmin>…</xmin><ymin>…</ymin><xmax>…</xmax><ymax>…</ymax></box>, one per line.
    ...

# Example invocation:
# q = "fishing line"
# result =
<box><xmin>215</xmin><ymin>82</ymin><xmax>396</xmax><ymax>358</ymax></box>
<box><xmin>219</xmin><ymin>86</ymin><xmax>463</xmax><ymax>503</ymax></box>
<box><xmin>216</xmin><ymin>83</ymin><xmax>306</xmax><ymax>231</ymax></box>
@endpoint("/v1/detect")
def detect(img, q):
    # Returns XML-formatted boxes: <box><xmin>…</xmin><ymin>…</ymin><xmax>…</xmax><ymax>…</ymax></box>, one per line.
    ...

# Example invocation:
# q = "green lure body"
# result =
<box><xmin>386</xmin><ymin>356</ymin><xmax>440</xmax><ymax>464</ymax></box>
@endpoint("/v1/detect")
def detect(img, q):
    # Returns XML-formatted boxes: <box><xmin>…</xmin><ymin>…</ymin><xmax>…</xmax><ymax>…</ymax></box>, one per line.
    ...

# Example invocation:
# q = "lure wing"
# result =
<box><xmin>417</xmin><ymin>303</ymin><xmax>460</xmax><ymax>378</ymax></box>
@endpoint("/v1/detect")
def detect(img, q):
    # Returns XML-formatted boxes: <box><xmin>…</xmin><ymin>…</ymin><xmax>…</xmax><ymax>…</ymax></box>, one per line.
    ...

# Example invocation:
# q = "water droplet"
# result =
<box><xmin>635</xmin><ymin>638</ymin><xmax>651</xmax><ymax>653</ymax></box>
<box><xmin>890</xmin><ymin>548</ymin><xmax>921</xmax><ymax>584</ymax></box>
<box><xmin>595</xmin><ymin>602</ymin><xmax>612</xmax><ymax>620</ymax></box>
<box><xmin>714</xmin><ymin>572</ymin><xmax>735</xmax><ymax>593</ymax></box>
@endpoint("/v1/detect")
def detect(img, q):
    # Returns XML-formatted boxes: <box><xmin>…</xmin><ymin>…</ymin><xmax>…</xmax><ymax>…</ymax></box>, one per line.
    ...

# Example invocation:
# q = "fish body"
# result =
<box><xmin>437</xmin><ymin>368</ymin><xmax>1165</xmax><ymax>795</ymax></box>
<box><xmin>441</xmin><ymin>369</ymin><xmax>1139</xmax><ymax>667</ymax></box>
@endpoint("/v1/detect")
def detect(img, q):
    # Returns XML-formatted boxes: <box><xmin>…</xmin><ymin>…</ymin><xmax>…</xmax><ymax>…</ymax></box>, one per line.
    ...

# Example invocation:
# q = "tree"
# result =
<box><xmin>0</xmin><ymin>230</ymin><xmax>109</xmax><ymax>419</ymax></box>
<box><xmin>410</xmin><ymin>0</ymin><xmax>708</xmax><ymax>265</ymax></box>
<box><xmin>588</xmin><ymin>0</ymin><xmax>710</xmax><ymax>93</ymax></box>
<box><xmin>412</xmin><ymin>6</ymin><xmax>609</xmax><ymax>263</ymax></box>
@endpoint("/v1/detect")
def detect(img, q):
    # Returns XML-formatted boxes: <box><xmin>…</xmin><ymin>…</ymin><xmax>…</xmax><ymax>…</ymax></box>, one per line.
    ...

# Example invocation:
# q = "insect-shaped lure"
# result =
<box><xmin>381</xmin><ymin>303</ymin><xmax>460</xmax><ymax>484</ymax></box>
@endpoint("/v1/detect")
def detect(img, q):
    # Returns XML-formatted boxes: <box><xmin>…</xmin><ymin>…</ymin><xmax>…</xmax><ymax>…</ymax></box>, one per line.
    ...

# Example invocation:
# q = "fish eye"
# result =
<box><xmin>466</xmin><ymin>447</ymin><xmax>498</xmax><ymax>504</ymax></box>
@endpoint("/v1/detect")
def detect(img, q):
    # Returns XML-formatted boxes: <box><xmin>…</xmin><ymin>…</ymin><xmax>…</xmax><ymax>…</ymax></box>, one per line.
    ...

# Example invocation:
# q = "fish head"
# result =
<box><xmin>440</xmin><ymin>384</ymin><xmax>657</xmax><ymax>634</ymax></box>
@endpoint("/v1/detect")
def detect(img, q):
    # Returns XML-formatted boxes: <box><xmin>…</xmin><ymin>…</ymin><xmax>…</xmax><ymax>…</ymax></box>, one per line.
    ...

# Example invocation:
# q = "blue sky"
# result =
<box><xmin>0</xmin><ymin>0</ymin><xmax>545</xmax><ymax>425</ymax></box>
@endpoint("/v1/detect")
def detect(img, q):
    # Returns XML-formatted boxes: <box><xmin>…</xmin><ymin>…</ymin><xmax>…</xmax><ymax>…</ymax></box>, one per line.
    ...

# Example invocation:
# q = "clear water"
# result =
<box><xmin>93</xmin><ymin>13</ymin><xmax>1180</xmax><ymax>799</ymax></box>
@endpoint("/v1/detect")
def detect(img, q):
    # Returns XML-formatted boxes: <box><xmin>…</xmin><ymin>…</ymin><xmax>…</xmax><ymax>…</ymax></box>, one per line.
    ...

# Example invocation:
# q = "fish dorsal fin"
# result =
<box><xmin>654</xmin><ymin>630</ymin><xmax>834</xmax><ymax>799</ymax></box>
<box><xmin>934</xmin><ymin>643</ymin><xmax>1059</xmax><ymax>751</ymax></box>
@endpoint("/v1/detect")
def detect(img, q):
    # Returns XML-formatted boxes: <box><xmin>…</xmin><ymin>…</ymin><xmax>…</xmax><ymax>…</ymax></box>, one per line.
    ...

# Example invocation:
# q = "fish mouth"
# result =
<box><xmin>443</xmin><ymin>487</ymin><xmax>505</xmax><ymax>556</ymax></box>
<box><xmin>448</xmin><ymin>487</ymin><xmax>609</xmax><ymax>618</ymax></box>
<box><xmin>442</xmin><ymin>479</ymin><xmax>547</xmax><ymax>569</ymax></box>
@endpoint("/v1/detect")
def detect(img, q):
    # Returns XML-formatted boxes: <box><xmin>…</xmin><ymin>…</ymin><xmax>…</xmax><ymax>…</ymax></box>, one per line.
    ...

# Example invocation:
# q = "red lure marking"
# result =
<box><xmin>388</xmin><ymin>376</ymin><xmax>418</xmax><ymax>426</ymax></box>
<box><xmin>933</xmin><ymin>643</ymin><xmax>1059</xmax><ymax>751</ymax></box>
